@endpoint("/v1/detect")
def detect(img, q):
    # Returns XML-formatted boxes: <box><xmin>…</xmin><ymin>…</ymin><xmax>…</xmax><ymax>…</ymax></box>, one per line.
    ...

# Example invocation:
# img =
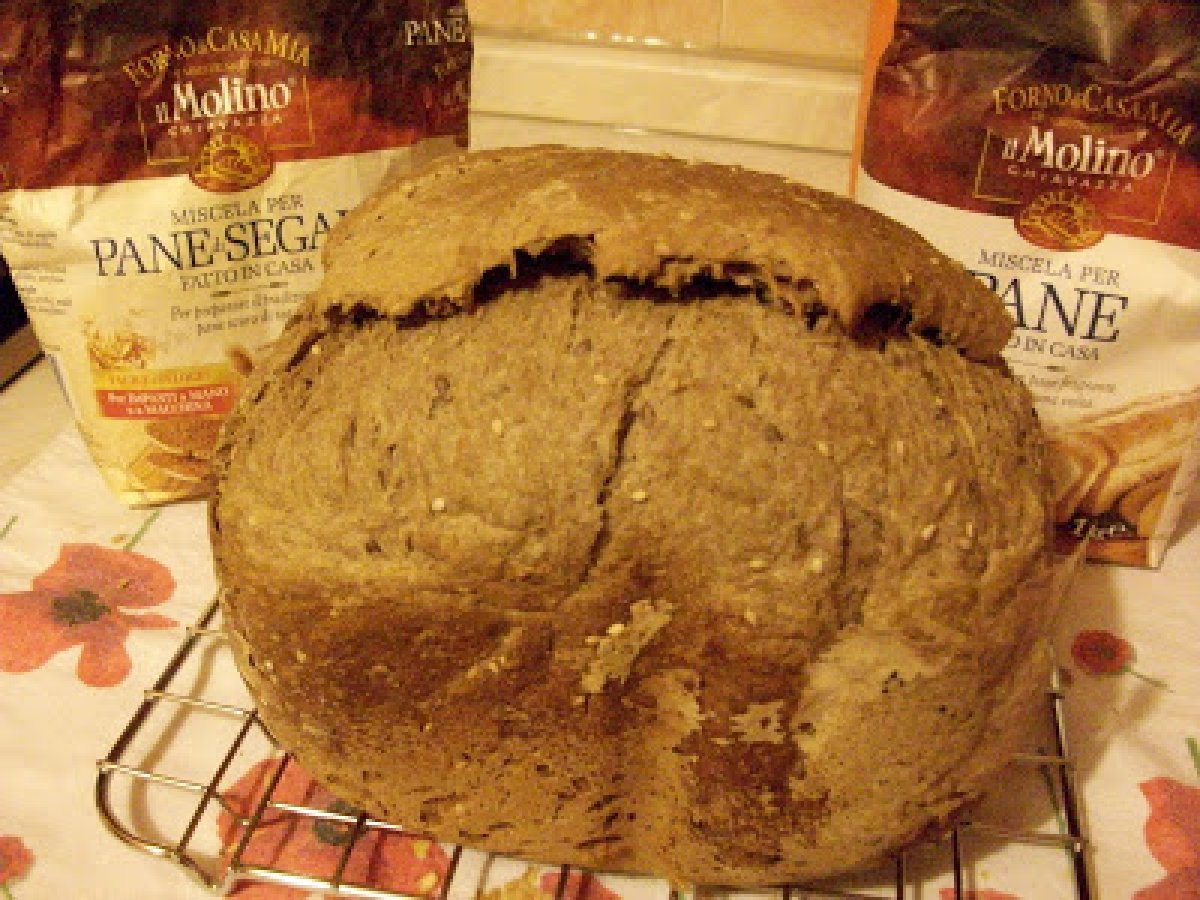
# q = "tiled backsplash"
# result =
<box><xmin>470</xmin><ymin>0</ymin><xmax>730</xmax><ymax>48</ymax></box>
<box><xmin>467</xmin><ymin>2</ymin><xmax>870</xmax><ymax>193</ymax></box>
<box><xmin>469</xmin><ymin>0</ymin><xmax>870</xmax><ymax>62</ymax></box>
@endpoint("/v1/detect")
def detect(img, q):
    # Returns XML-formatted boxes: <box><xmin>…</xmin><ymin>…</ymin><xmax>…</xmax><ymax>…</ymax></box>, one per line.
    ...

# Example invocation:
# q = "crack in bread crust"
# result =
<box><xmin>580</xmin><ymin>319</ymin><xmax>676</xmax><ymax>587</ymax></box>
<box><xmin>311</xmin><ymin>146</ymin><xmax>1012</xmax><ymax>361</ymax></box>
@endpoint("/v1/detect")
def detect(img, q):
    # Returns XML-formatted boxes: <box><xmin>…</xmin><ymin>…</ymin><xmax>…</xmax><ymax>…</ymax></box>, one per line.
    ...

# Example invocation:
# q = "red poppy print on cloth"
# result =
<box><xmin>0</xmin><ymin>543</ymin><xmax>177</xmax><ymax>687</ymax></box>
<box><xmin>1135</xmin><ymin>776</ymin><xmax>1200</xmax><ymax>898</ymax></box>
<box><xmin>0</xmin><ymin>834</ymin><xmax>34</xmax><ymax>893</ymax></box>
<box><xmin>218</xmin><ymin>757</ymin><xmax>450</xmax><ymax>899</ymax></box>
<box><xmin>1070</xmin><ymin>629</ymin><xmax>1169</xmax><ymax>689</ymax></box>
<box><xmin>1071</xmin><ymin>629</ymin><xmax>1132</xmax><ymax>675</ymax></box>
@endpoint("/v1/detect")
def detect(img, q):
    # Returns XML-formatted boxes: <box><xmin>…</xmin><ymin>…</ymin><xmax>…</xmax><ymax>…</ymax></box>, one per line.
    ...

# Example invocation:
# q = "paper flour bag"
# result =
<box><xmin>0</xmin><ymin>0</ymin><xmax>471</xmax><ymax>504</ymax></box>
<box><xmin>854</xmin><ymin>0</ymin><xmax>1200</xmax><ymax>566</ymax></box>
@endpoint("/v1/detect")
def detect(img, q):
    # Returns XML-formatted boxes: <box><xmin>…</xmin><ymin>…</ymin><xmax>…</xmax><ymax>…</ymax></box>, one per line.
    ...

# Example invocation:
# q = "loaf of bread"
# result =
<box><xmin>211</xmin><ymin>146</ymin><xmax>1063</xmax><ymax>886</ymax></box>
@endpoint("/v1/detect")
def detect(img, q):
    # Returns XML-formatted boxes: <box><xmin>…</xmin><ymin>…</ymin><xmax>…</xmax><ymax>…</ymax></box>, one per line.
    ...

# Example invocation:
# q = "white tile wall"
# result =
<box><xmin>470</xmin><ymin>33</ymin><xmax>860</xmax><ymax>190</ymax></box>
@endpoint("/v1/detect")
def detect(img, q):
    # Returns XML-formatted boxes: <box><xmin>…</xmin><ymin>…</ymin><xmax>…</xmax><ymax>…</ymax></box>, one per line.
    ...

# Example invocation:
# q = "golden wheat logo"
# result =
<box><xmin>1015</xmin><ymin>190</ymin><xmax>1106</xmax><ymax>251</ymax></box>
<box><xmin>84</xmin><ymin>324</ymin><xmax>156</xmax><ymax>371</ymax></box>
<box><xmin>190</xmin><ymin>133</ymin><xmax>273</xmax><ymax>193</ymax></box>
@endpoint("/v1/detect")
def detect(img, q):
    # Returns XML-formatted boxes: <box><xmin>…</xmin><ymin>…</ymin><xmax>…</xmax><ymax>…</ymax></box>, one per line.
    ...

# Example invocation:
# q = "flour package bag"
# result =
<box><xmin>854</xmin><ymin>0</ymin><xmax>1200</xmax><ymax>566</ymax></box>
<box><xmin>0</xmin><ymin>0</ymin><xmax>471</xmax><ymax>504</ymax></box>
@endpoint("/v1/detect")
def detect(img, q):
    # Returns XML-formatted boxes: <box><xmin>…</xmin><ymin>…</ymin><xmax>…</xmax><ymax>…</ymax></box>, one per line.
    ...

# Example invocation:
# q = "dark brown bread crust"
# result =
<box><xmin>212</xmin><ymin>146</ymin><xmax>1059</xmax><ymax>886</ymax></box>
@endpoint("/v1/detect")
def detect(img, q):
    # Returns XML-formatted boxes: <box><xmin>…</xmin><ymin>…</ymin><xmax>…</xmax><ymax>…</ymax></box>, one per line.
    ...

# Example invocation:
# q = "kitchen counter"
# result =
<box><xmin>0</xmin><ymin>359</ymin><xmax>66</xmax><ymax>484</ymax></box>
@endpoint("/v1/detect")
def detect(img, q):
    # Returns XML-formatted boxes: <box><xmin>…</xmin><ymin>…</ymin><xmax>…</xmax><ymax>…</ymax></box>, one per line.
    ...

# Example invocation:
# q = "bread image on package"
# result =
<box><xmin>1048</xmin><ymin>388</ymin><xmax>1200</xmax><ymax>564</ymax></box>
<box><xmin>212</xmin><ymin>146</ymin><xmax>1070</xmax><ymax>885</ymax></box>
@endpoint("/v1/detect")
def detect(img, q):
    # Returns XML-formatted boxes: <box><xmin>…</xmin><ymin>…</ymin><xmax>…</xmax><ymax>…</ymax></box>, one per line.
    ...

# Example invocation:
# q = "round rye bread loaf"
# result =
<box><xmin>211</xmin><ymin>145</ymin><xmax>1064</xmax><ymax>886</ymax></box>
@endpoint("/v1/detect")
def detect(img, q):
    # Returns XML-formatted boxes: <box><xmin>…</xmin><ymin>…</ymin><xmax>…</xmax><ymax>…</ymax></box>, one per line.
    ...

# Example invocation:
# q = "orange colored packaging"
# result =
<box><xmin>0</xmin><ymin>1</ymin><xmax>471</xmax><ymax>505</ymax></box>
<box><xmin>853</xmin><ymin>0</ymin><xmax>1200</xmax><ymax>567</ymax></box>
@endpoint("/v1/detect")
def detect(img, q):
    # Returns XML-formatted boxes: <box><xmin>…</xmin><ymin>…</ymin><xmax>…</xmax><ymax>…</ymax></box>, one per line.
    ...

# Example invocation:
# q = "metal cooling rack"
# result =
<box><xmin>96</xmin><ymin>597</ymin><xmax>1095</xmax><ymax>899</ymax></box>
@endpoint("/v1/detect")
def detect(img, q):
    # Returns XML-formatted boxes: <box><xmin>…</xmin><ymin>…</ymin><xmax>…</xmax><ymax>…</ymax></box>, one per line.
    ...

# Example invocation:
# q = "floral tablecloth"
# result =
<box><xmin>1</xmin><ymin>419</ymin><xmax>1198</xmax><ymax>900</ymax></box>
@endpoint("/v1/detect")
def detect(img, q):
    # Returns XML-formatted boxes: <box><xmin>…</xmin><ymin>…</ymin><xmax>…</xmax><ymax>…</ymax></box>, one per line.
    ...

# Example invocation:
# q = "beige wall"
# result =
<box><xmin>468</xmin><ymin>1</ymin><xmax>870</xmax><ymax>63</ymax></box>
